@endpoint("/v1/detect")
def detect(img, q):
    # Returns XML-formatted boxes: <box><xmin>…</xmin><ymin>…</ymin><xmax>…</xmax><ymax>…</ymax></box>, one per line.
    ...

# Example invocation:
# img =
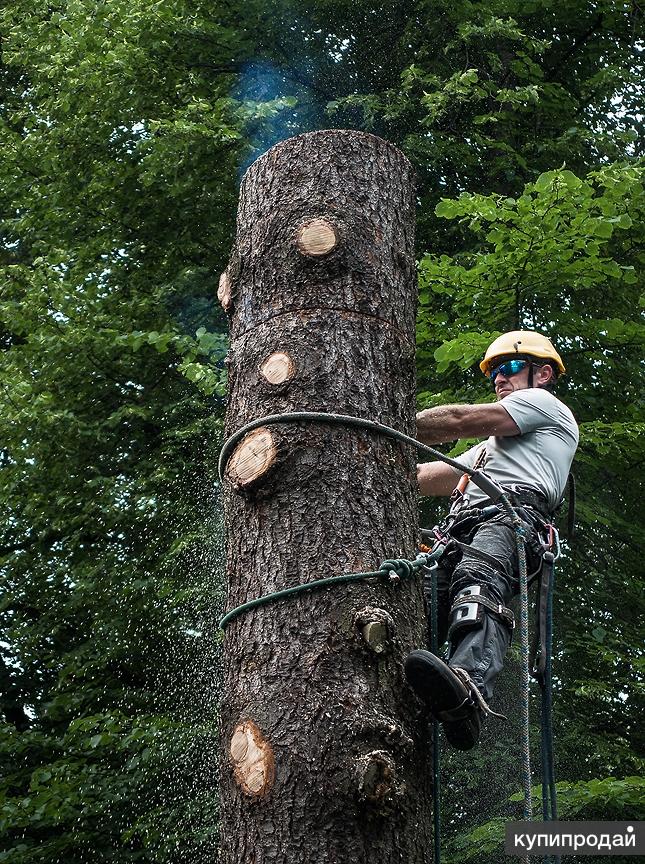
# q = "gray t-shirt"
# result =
<box><xmin>455</xmin><ymin>389</ymin><xmax>579</xmax><ymax>510</ymax></box>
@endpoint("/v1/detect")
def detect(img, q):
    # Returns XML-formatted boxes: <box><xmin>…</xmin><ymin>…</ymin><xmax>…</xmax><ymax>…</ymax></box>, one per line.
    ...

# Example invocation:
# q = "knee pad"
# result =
<box><xmin>448</xmin><ymin>584</ymin><xmax>515</xmax><ymax>642</ymax></box>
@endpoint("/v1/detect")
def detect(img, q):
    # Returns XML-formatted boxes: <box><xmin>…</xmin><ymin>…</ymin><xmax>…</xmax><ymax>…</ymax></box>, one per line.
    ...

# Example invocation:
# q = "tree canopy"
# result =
<box><xmin>1</xmin><ymin>1</ymin><xmax>643</xmax><ymax>861</ymax></box>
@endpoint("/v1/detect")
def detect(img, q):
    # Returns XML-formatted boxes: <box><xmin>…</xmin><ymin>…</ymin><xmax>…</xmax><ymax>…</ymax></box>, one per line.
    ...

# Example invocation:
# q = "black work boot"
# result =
<box><xmin>405</xmin><ymin>650</ymin><xmax>482</xmax><ymax>751</ymax></box>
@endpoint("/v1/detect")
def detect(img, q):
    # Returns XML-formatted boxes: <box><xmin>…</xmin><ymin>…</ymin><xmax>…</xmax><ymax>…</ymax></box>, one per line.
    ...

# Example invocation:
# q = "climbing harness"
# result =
<box><xmin>219</xmin><ymin>410</ymin><xmax>562</xmax><ymax>860</ymax></box>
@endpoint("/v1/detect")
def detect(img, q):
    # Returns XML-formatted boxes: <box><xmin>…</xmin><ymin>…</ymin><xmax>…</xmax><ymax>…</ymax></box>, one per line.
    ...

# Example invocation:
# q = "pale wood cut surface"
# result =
<box><xmin>296</xmin><ymin>217</ymin><xmax>338</xmax><ymax>257</ymax></box>
<box><xmin>259</xmin><ymin>351</ymin><xmax>295</xmax><ymax>384</ymax></box>
<box><xmin>226</xmin><ymin>427</ymin><xmax>276</xmax><ymax>486</ymax></box>
<box><xmin>218</xmin><ymin>271</ymin><xmax>232</xmax><ymax>310</ymax></box>
<box><xmin>230</xmin><ymin>720</ymin><xmax>275</xmax><ymax>797</ymax></box>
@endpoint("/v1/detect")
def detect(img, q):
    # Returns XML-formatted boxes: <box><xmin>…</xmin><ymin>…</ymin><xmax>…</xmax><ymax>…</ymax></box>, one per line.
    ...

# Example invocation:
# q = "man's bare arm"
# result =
<box><xmin>417</xmin><ymin>461</ymin><xmax>462</xmax><ymax>497</ymax></box>
<box><xmin>416</xmin><ymin>403</ymin><xmax>520</xmax><ymax>445</ymax></box>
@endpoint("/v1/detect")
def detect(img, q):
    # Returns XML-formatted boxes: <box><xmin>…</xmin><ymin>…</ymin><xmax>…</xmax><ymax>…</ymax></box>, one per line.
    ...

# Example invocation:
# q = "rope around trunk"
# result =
<box><xmin>217</xmin><ymin>411</ymin><xmax>504</xmax><ymax>501</ymax></box>
<box><xmin>218</xmin><ymin>552</ymin><xmax>441</xmax><ymax>630</ymax></box>
<box><xmin>218</xmin><ymin>410</ymin><xmax>535</xmax><ymax>832</ymax></box>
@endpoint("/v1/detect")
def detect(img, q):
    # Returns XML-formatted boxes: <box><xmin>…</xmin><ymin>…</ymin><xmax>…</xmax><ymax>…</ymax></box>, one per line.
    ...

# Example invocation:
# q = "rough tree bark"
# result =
<box><xmin>220</xmin><ymin>130</ymin><xmax>432</xmax><ymax>863</ymax></box>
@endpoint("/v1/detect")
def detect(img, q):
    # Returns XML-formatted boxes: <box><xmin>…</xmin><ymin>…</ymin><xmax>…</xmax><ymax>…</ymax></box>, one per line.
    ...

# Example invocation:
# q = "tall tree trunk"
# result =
<box><xmin>220</xmin><ymin>130</ymin><xmax>431</xmax><ymax>863</ymax></box>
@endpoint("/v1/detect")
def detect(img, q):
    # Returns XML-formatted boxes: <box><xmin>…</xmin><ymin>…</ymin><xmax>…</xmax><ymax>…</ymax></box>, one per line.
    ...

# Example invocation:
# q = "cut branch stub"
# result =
<box><xmin>295</xmin><ymin>217</ymin><xmax>338</xmax><ymax>257</ymax></box>
<box><xmin>259</xmin><ymin>351</ymin><xmax>295</xmax><ymax>385</ymax></box>
<box><xmin>218</xmin><ymin>271</ymin><xmax>233</xmax><ymax>311</ymax></box>
<box><xmin>355</xmin><ymin>750</ymin><xmax>396</xmax><ymax>806</ymax></box>
<box><xmin>226</xmin><ymin>427</ymin><xmax>277</xmax><ymax>487</ymax></box>
<box><xmin>362</xmin><ymin>621</ymin><xmax>388</xmax><ymax>654</ymax></box>
<box><xmin>230</xmin><ymin>720</ymin><xmax>275</xmax><ymax>798</ymax></box>
<box><xmin>355</xmin><ymin>606</ymin><xmax>394</xmax><ymax>655</ymax></box>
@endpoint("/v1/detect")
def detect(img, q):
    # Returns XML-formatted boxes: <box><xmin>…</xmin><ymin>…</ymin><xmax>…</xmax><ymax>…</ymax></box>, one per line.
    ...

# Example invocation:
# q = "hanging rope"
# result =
<box><xmin>507</xmin><ymin>506</ymin><xmax>534</xmax><ymax>821</ymax></box>
<box><xmin>540</xmin><ymin>545</ymin><xmax>561</xmax><ymax>864</ymax></box>
<box><xmin>429</xmin><ymin>561</ymin><xmax>442</xmax><ymax>864</ymax></box>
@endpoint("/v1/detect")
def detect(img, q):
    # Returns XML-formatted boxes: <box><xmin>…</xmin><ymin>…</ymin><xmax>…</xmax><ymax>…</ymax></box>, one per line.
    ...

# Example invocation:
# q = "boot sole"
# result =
<box><xmin>405</xmin><ymin>650</ymin><xmax>481</xmax><ymax>751</ymax></box>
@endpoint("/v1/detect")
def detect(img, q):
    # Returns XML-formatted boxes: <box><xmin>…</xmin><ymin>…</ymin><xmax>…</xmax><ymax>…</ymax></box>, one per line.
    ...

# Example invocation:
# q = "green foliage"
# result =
<box><xmin>419</xmin><ymin>164</ymin><xmax>644</xmax><ymax>376</ymax></box>
<box><xmin>1</xmin><ymin>0</ymin><xmax>230</xmax><ymax>859</ymax></box>
<box><xmin>0</xmin><ymin>713</ymin><xmax>220</xmax><ymax>862</ymax></box>
<box><xmin>444</xmin><ymin>777</ymin><xmax>644</xmax><ymax>862</ymax></box>
<box><xmin>550</xmin><ymin>776</ymin><xmax>645</xmax><ymax>819</ymax></box>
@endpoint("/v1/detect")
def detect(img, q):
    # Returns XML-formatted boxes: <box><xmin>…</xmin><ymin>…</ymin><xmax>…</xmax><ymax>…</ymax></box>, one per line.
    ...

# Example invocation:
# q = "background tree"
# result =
<box><xmin>0</xmin><ymin>0</ymin><xmax>642</xmax><ymax>861</ymax></box>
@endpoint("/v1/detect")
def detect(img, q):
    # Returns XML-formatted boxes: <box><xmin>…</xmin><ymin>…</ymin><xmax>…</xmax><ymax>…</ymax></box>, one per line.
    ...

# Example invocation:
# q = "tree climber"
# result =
<box><xmin>405</xmin><ymin>331</ymin><xmax>578</xmax><ymax>750</ymax></box>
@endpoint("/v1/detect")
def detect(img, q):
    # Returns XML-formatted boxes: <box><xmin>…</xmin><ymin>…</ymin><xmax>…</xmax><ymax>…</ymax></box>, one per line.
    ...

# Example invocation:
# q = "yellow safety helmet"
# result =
<box><xmin>480</xmin><ymin>330</ymin><xmax>566</xmax><ymax>377</ymax></box>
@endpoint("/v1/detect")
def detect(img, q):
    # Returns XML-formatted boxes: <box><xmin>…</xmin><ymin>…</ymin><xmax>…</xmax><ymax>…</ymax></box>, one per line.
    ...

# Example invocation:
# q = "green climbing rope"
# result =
<box><xmin>218</xmin><ymin>411</ymin><xmax>504</xmax><ymax>502</ymax></box>
<box><xmin>218</xmin><ymin>554</ymin><xmax>438</xmax><ymax>630</ymax></box>
<box><xmin>218</xmin><ymin>410</ymin><xmax>503</xmax><ymax>632</ymax></box>
<box><xmin>219</xmin><ymin>409</ymin><xmax>537</xmax><ymax>851</ymax></box>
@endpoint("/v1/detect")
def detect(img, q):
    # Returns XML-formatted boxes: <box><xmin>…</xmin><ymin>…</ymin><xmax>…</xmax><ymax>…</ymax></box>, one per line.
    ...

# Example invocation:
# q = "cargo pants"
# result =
<box><xmin>424</xmin><ymin>508</ymin><xmax>544</xmax><ymax>703</ymax></box>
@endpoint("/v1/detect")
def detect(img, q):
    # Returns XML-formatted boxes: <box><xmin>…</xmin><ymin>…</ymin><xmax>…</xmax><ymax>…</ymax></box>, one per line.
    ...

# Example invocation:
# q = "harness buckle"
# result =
<box><xmin>448</xmin><ymin>585</ymin><xmax>516</xmax><ymax>640</ymax></box>
<box><xmin>451</xmin><ymin>585</ymin><xmax>483</xmax><ymax>628</ymax></box>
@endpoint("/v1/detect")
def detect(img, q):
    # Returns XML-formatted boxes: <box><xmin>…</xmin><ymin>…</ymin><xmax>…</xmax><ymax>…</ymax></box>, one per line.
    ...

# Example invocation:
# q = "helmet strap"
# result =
<box><xmin>528</xmin><ymin>362</ymin><xmax>535</xmax><ymax>388</ymax></box>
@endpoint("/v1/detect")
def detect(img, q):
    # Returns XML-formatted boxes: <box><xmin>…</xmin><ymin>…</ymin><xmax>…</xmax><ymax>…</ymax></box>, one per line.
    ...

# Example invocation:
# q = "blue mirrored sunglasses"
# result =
<box><xmin>490</xmin><ymin>359</ymin><xmax>529</xmax><ymax>383</ymax></box>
